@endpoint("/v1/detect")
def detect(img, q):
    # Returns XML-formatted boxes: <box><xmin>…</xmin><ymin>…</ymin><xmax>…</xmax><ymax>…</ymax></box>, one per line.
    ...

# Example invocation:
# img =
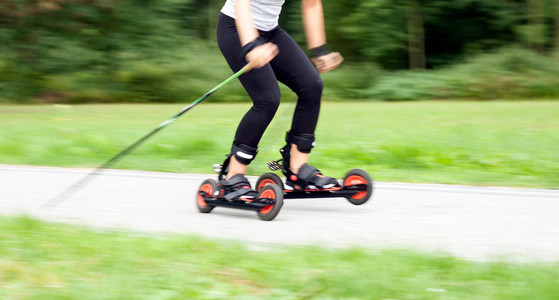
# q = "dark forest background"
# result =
<box><xmin>1</xmin><ymin>0</ymin><xmax>559</xmax><ymax>103</ymax></box>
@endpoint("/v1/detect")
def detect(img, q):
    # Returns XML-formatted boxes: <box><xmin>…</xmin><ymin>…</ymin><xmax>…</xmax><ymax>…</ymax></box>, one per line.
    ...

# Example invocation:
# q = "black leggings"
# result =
<box><xmin>217</xmin><ymin>13</ymin><xmax>323</xmax><ymax>150</ymax></box>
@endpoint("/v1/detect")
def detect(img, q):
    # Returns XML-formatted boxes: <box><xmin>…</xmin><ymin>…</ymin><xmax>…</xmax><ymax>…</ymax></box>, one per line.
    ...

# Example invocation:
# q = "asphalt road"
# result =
<box><xmin>1</xmin><ymin>164</ymin><xmax>558</xmax><ymax>262</ymax></box>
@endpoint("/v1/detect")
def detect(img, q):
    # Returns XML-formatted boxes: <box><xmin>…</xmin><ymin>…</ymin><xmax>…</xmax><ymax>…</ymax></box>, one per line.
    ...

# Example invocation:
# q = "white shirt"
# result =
<box><xmin>221</xmin><ymin>0</ymin><xmax>285</xmax><ymax>31</ymax></box>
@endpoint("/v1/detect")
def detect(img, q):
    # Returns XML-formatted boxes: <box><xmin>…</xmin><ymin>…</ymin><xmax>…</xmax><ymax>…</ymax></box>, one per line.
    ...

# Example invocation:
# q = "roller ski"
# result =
<box><xmin>256</xmin><ymin>131</ymin><xmax>373</xmax><ymax>205</ymax></box>
<box><xmin>196</xmin><ymin>143</ymin><xmax>284</xmax><ymax>221</ymax></box>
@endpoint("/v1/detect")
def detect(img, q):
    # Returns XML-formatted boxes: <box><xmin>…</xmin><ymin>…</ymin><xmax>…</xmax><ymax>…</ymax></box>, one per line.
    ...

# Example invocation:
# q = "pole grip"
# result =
<box><xmin>241</xmin><ymin>60</ymin><xmax>259</xmax><ymax>73</ymax></box>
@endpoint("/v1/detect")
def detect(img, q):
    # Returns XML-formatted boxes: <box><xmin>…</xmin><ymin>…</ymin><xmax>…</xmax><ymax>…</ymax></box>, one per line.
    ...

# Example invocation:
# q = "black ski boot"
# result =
<box><xmin>215</xmin><ymin>142</ymin><xmax>260</xmax><ymax>201</ymax></box>
<box><xmin>279</xmin><ymin>131</ymin><xmax>339</xmax><ymax>190</ymax></box>
<box><xmin>219</xmin><ymin>174</ymin><xmax>258</xmax><ymax>201</ymax></box>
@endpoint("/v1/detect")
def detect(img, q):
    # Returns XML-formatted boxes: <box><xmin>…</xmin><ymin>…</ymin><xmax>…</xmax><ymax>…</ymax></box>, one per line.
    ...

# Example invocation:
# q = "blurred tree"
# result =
<box><xmin>524</xmin><ymin>0</ymin><xmax>546</xmax><ymax>51</ymax></box>
<box><xmin>318</xmin><ymin>0</ymin><xmax>526</xmax><ymax>69</ymax></box>
<box><xmin>322</xmin><ymin>0</ymin><xmax>409</xmax><ymax>69</ymax></box>
<box><xmin>555</xmin><ymin>0</ymin><xmax>559</xmax><ymax>54</ymax></box>
<box><xmin>423</xmin><ymin>0</ymin><xmax>523</xmax><ymax>67</ymax></box>
<box><xmin>3</xmin><ymin>0</ymin><xmax>559</xmax><ymax>102</ymax></box>
<box><xmin>406</xmin><ymin>0</ymin><xmax>426</xmax><ymax>69</ymax></box>
<box><xmin>0</xmin><ymin>0</ymin><xmax>541</xmax><ymax>72</ymax></box>
<box><xmin>178</xmin><ymin>0</ymin><xmax>218</xmax><ymax>40</ymax></box>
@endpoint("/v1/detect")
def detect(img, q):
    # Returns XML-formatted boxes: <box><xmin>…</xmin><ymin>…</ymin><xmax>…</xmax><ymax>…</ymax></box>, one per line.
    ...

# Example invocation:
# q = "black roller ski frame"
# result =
<box><xmin>257</xmin><ymin>159</ymin><xmax>373</xmax><ymax>206</ymax></box>
<box><xmin>196</xmin><ymin>165</ymin><xmax>284</xmax><ymax>221</ymax></box>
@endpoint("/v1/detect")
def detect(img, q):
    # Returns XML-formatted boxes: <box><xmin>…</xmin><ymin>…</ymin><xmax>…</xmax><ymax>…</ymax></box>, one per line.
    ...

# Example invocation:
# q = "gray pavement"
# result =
<box><xmin>1</xmin><ymin>164</ymin><xmax>558</xmax><ymax>262</ymax></box>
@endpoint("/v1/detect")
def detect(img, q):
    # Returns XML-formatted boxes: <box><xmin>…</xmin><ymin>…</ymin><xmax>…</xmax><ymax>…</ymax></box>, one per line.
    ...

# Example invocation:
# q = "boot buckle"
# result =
<box><xmin>267</xmin><ymin>160</ymin><xmax>282</xmax><ymax>171</ymax></box>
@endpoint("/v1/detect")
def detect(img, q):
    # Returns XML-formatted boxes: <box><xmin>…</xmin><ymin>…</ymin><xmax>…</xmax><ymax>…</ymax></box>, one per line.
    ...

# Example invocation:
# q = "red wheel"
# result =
<box><xmin>256</xmin><ymin>173</ymin><xmax>284</xmax><ymax>192</ymax></box>
<box><xmin>256</xmin><ymin>184</ymin><xmax>284</xmax><ymax>221</ymax></box>
<box><xmin>196</xmin><ymin>179</ymin><xmax>217</xmax><ymax>213</ymax></box>
<box><xmin>343</xmin><ymin>169</ymin><xmax>373</xmax><ymax>205</ymax></box>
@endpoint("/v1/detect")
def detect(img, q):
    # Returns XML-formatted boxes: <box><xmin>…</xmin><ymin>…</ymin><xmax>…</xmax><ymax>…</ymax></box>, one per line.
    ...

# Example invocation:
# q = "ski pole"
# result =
<box><xmin>42</xmin><ymin>61</ymin><xmax>256</xmax><ymax>209</ymax></box>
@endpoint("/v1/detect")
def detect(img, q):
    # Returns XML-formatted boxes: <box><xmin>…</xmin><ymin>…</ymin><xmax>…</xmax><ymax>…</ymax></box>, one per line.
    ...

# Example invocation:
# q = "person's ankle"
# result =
<box><xmin>289</xmin><ymin>165</ymin><xmax>301</xmax><ymax>175</ymax></box>
<box><xmin>225</xmin><ymin>173</ymin><xmax>244</xmax><ymax>181</ymax></box>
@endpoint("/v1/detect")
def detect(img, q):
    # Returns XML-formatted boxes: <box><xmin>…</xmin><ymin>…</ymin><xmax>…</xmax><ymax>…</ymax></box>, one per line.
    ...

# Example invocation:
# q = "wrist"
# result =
<box><xmin>240</xmin><ymin>36</ymin><xmax>266</xmax><ymax>60</ymax></box>
<box><xmin>309</xmin><ymin>43</ymin><xmax>332</xmax><ymax>58</ymax></box>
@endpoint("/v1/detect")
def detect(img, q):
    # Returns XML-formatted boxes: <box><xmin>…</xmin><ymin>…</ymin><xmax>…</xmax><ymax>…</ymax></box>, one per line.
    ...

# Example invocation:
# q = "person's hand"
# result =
<box><xmin>245</xmin><ymin>42</ymin><xmax>279</xmax><ymax>69</ymax></box>
<box><xmin>311</xmin><ymin>52</ymin><xmax>344</xmax><ymax>73</ymax></box>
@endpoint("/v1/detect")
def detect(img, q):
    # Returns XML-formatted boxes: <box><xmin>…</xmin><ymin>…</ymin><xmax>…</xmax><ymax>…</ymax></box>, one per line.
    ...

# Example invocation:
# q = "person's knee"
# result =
<box><xmin>268</xmin><ymin>92</ymin><xmax>281</xmax><ymax>113</ymax></box>
<box><xmin>309</xmin><ymin>76</ymin><xmax>324</xmax><ymax>95</ymax></box>
<box><xmin>299</xmin><ymin>76</ymin><xmax>323</xmax><ymax>102</ymax></box>
<box><xmin>253</xmin><ymin>91</ymin><xmax>280</xmax><ymax>116</ymax></box>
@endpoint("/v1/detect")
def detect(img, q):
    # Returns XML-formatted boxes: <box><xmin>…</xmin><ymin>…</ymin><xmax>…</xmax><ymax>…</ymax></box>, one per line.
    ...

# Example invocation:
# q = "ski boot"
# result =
<box><xmin>274</xmin><ymin>131</ymin><xmax>339</xmax><ymax>190</ymax></box>
<box><xmin>196</xmin><ymin>142</ymin><xmax>284</xmax><ymax>221</ymax></box>
<box><xmin>257</xmin><ymin>131</ymin><xmax>374</xmax><ymax>205</ymax></box>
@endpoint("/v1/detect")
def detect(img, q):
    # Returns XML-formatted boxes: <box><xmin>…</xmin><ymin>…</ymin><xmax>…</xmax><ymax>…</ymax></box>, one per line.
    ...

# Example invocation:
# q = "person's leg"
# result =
<box><xmin>267</xmin><ymin>29</ymin><xmax>320</xmax><ymax>171</ymax></box>
<box><xmin>217</xmin><ymin>14</ymin><xmax>280</xmax><ymax>181</ymax></box>
<box><xmin>268</xmin><ymin>29</ymin><xmax>323</xmax><ymax>138</ymax></box>
<box><xmin>266</xmin><ymin>28</ymin><xmax>337</xmax><ymax>188</ymax></box>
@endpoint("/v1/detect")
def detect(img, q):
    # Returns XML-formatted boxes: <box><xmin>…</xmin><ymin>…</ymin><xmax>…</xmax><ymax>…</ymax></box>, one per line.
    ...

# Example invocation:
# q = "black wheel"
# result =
<box><xmin>255</xmin><ymin>172</ymin><xmax>284</xmax><ymax>192</ymax></box>
<box><xmin>256</xmin><ymin>184</ymin><xmax>284</xmax><ymax>221</ymax></box>
<box><xmin>342</xmin><ymin>169</ymin><xmax>373</xmax><ymax>205</ymax></box>
<box><xmin>196</xmin><ymin>179</ymin><xmax>217</xmax><ymax>213</ymax></box>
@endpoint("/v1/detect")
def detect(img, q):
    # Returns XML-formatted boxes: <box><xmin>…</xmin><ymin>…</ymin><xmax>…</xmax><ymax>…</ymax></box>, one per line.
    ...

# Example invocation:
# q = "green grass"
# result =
<box><xmin>0</xmin><ymin>101</ymin><xmax>558</xmax><ymax>188</ymax></box>
<box><xmin>1</xmin><ymin>215</ymin><xmax>558</xmax><ymax>299</ymax></box>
